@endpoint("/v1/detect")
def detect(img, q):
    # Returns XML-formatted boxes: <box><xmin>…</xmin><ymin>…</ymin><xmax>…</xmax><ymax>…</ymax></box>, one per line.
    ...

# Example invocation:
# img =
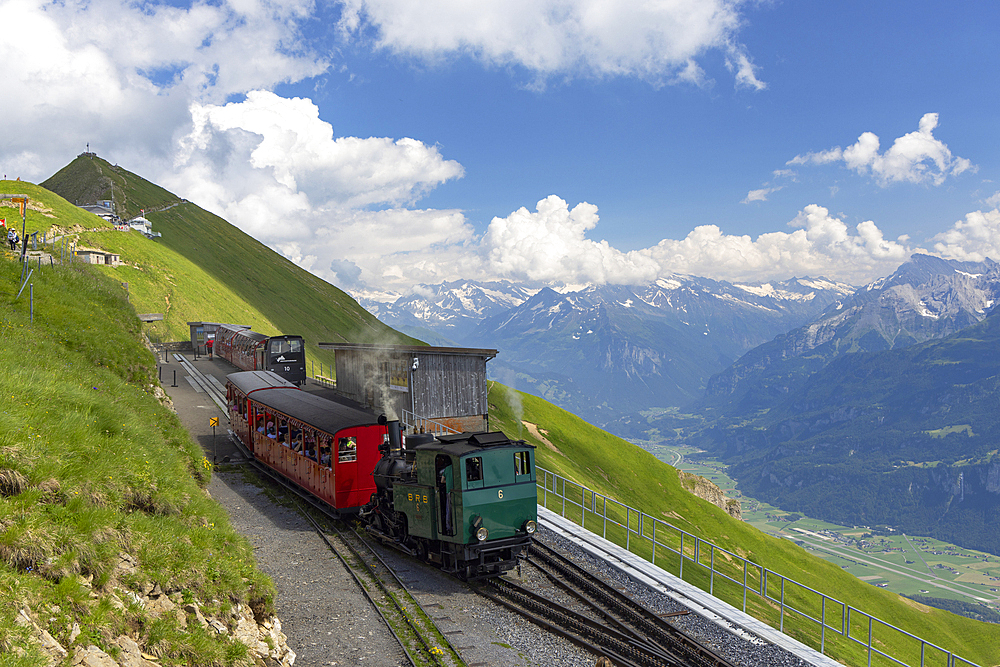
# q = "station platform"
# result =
<box><xmin>538</xmin><ymin>506</ymin><xmax>842</xmax><ymax>667</ymax></box>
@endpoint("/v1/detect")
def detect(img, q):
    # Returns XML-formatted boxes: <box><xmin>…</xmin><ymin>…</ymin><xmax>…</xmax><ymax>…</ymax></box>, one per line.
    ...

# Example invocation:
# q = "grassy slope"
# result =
<box><xmin>0</xmin><ymin>253</ymin><xmax>271</xmax><ymax>665</ymax></box>
<box><xmin>1</xmin><ymin>180</ymin><xmax>114</xmax><ymax>237</ymax></box>
<box><xmin>486</xmin><ymin>382</ymin><xmax>1000</xmax><ymax>667</ymax></box>
<box><xmin>36</xmin><ymin>158</ymin><xmax>420</xmax><ymax>369</ymax></box>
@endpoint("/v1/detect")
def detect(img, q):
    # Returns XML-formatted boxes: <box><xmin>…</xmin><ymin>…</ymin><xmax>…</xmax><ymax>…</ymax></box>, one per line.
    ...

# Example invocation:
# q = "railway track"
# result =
<box><xmin>476</xmin><ymin>541</ymin><xmax>737</xmax><ymax>667</ymax></box>
<box><xmin>236</xmin><ymin>436</ymin><xmax>464</xmax><ymax>667</ymax></box>
<box><xmin>177</xmin><ymin>355</ymin><xmax>466</xmax><ymax>666</ymax></box>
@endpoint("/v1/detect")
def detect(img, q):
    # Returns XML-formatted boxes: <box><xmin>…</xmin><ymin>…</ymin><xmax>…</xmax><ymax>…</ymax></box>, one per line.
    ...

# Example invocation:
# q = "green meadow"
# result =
<box><xmin>0</xmin><ymin>252</ymin><xmax>272</xmax><ymax>665</ymax></box>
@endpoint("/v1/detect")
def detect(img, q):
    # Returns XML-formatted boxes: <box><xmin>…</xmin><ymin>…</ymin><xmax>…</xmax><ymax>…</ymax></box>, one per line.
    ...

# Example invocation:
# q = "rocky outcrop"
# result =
<box><xmin>677</xmin><ymin>471</ymin><xmax>742</xmax><ymax>520</ymax></box>
<box><xmin>14</xmin><ymin>584</ymin><xmax>295</xmax><ymax>667</ymax></box>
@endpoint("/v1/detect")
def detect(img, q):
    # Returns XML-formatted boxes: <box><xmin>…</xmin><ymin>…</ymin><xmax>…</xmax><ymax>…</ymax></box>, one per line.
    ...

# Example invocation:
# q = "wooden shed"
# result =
<box><xmin>317</xmin><ymin>343</ymin><xmax>497</xmax><ymax>434</ymax></box>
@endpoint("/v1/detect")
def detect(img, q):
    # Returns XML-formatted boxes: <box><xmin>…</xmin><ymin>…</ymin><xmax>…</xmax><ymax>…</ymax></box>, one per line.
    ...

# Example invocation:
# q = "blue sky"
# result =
<box><xmin>2</xmin><ymin>0</ymin><xmax>999</xmax><ymax>293</ymax></box>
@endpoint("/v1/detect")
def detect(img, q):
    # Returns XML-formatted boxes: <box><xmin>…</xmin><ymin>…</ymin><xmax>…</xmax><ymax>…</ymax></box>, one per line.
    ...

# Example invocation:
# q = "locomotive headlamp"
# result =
<box><xmin>476</xmin><ymin>527</ymin><xmax>489</xmax><ymax>542</ymax></box>
<box><xmin>523</xmin><ymin>520</ymin><xmax>537</xmax><ymax>534</ymax></box>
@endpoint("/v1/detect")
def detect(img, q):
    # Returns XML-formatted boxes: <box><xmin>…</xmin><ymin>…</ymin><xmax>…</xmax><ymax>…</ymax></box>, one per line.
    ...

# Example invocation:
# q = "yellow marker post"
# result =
<box><xmin>210</xmin><ymin>417</ymin><xmax>218</xmax><ymax>462</ymax></box>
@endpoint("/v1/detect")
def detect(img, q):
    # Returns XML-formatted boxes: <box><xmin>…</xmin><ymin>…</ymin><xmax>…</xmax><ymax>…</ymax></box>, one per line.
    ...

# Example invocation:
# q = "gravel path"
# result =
<box><xmin>210</xmin><ymin>468</ymin><xmax>409</xmax><ymax>667</ymax></box>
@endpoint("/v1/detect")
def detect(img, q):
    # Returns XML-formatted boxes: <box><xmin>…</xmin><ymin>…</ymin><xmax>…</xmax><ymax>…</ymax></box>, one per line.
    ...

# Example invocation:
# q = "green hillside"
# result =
<box><xmin>0</xmin><ymin>253</ymin><xmax>274</xmax><ymax>665</ymax></box>
<box><xmin>36</xmin><ymin>156</ymin><xmax>419</xmax><ymax>367</ymax></box>
<box><xmin>486</xmin><ymin>383</ymin><xmax>1000</xmax><ymax>667</ymax></box>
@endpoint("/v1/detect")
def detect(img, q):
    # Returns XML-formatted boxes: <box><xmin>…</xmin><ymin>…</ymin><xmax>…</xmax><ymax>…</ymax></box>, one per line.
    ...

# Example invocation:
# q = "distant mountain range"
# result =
<box><xmin>704</xmin><ymin>254</ymin><xmax>1000</xmax><ymax>413</ymax></box>
<box><xmin>359</xmin><ymin>275</ymin><xmax>855</xmax><ymax>427</ymax></box>
<box><xmin>358</xmin><ymin>280</ymin><xmax>535</xmax><ymax>345</ymax></box>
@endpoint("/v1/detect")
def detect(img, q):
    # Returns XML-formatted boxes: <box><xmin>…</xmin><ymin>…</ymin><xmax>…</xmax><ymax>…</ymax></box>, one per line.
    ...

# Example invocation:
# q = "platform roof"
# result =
<box><xmin>318</xmin><ymin>342</ymin><xmax>498</xmax><ymax>359</ymax></box>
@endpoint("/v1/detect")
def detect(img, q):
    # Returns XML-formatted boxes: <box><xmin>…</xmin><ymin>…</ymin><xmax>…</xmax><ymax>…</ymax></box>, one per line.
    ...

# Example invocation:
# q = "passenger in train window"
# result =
<box><xmin>266</xmin><ymin>422</ymin><xmax>276</xmax><ymax>439</ymax></box>
<box><xmin>256</xmin><ymin>417</ymin><xmax>266</xmax><ymax>434</ymax></box>
<box><xmin>320</xmin><ymin>438</ymin><xmax>332</xmax><ymax>467</ymax></box>
<box><xmin>338</xmin><ymin>437</ymin><xmax>357</xmax><ymax>462</ymax></box>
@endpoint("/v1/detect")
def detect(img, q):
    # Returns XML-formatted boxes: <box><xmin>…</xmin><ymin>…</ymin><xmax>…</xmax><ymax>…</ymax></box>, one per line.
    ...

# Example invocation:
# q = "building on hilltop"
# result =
<box><xmin>127</xmin><ymin>216</ymin><xmax>161</xmax><ymax>239</ymax></box>
<box><xmin>78</xmin><ymin>201</ymin><xmax>121</xmax><ymax>224</ymax></box>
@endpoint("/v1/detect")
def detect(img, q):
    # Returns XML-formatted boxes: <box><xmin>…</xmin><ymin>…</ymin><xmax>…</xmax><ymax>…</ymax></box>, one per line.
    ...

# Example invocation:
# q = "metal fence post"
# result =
<box><xmin>603</xmin><ymin>496</ymin><xmax>608</xmax><ymax>538</ymax></box>
<box><xmin>710</xmin><ymin>546</ymin><xmax>715</xmax><ymax>594</ymax></box>
<box><xmin>868</xmin><ymin>616</ymin><xmax>873</xmax><ymax>667</ymax></box>
<box><xmin>780</xmin><ymin>578</ymin><xmax>786</xmax><ymax>633</ymax></box>
<box><xmin>743</xmin><ymin>561</ymin><xmax>748</xmax><ymax>612</ymax></box>
<box><xmin>821</xmin><ymin>597</ymin><xmax>826</xmax><ymax>654</ymax></box>
<box><xmin>625</xmin><ymin>505</ymin><xmax>632</xmax><ymax>551</ymax></box>
<box><xmin>679</xmin><ymin>533</ymin><xmax>684</xmax><ymax>580</ymax></box>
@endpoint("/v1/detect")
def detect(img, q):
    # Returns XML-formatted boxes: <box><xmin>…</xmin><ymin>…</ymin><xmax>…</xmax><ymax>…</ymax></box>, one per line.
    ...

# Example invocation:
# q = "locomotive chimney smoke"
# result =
<box><xmin>387</xmin><ymin>420</ymin><xmax>402</xmax><ymax>454</ymax></box>
<box><xmin>379</xmin><ymin>384</ymin><xmax>398</xmax><ymax>422</ymax></box>
<box><xmin>362</xmin><ymin>348</ymin><xmax>400</xmax><ymax>422</ymax></box>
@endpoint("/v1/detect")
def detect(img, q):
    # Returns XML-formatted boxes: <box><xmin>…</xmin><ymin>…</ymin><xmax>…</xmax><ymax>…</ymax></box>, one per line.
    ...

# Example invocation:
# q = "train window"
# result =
<box><xmin>466</xmin><ymin>457</ymin><xmax>483</xmax><ymax>483</ymax></box>
<box><xmin>320</xmin><ymin>437</ymin><xmax>333</xmax><ymax>467</ymax></box>
<box><xmin>288</xmin><ymin>339</ymin><xmax>302</xmax><ymax>353</ymax></box>
<box><xmin>514</xmin><ymin>451</ymin><xmax>531</xmax><ymax>476</ymax></box>
<box><xmin>289</xmin><ymin>425</ymin><xmax>303</xmax><ymax>453</ymax></box>
<box><xmin>303</xmin><ymin>430</ymin><xmax>317</xmax><ymax>461</ymax></box>
<box><xmin>338</xmin><ymin>437</ymin><xmax>357</xmax><ymax>463</ymax></box>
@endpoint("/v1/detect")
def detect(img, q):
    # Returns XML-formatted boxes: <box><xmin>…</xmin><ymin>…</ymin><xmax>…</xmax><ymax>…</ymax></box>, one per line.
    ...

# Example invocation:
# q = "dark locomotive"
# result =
<box><xmin>225</xmin><ymin>370</ymin><xmax>537</xmax><ymax>577</ymax></box>
<box><xmin>216</xmin><ymin>325</ymin><xmax>306</xmax><ymax>385</ymax></box>
<box><xmin>364</xmin><ymin>430</ymin><xmax>537</xmax><ymax>579</ymax></box>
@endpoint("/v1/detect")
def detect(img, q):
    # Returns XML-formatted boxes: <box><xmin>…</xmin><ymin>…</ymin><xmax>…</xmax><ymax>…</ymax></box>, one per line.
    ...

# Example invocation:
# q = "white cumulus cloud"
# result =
<box><xmin>0</xmin><ymin>0</ymin><xmax>326</xmax><ymax>181</ymax></box>
<box><xmin>787</xmin><ymin>113</ymin><xmax>974</xmax><ymax>186</ymax></box>
<box><xmin>931</xmin><ymin>208</ymin><xmax>1000</xmax><ymax>263</ymax></box>
<box><xmin>452</xmin><ymin>198</ymin><xmax>912</xmax><ymax>287</ymax></box>
<box><xmin>482</xmin><ymin>195</ymin><xmax>660</xmax><ymax>284</ymax></box>
<box><xmin>164</xmin><ymin>90</ymin><xmax>470</xmax><ymax>287</ymax></box>
<box><xmin>338</xmin><ymin>0</ymin><xmax>763</xmax><ymax>88</ymax></box>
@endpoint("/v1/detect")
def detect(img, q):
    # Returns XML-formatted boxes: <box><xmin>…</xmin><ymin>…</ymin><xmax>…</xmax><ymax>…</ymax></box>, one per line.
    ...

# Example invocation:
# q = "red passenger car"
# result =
<box><xmin>226</xmin><ymin>370</ymin><xmax>387</xmax><ymax>513</ymax></box>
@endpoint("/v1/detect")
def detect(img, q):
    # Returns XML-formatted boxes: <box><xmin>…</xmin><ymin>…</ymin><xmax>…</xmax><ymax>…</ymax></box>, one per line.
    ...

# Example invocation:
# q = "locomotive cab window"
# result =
<box><xmin>338</xmin><ymin>436</ymin><xmax>357</xmax><ymax>463</ymax></box>
<box><xmin>465</xmin><ymin>457</ymin><xmax>484</xmax><ymax>489</ymax></box>
<box><xmin>514</xmin><ymin>451</ymin><xmax>531</xmax><ymax>477</ymax></box>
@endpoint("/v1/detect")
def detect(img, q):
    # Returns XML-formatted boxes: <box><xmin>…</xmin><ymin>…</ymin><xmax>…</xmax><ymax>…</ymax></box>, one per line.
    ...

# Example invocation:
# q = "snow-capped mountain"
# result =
<box><xmin>356</xmin><ymin>280</ymin><xmax>535</xmax><ymax>344</ymax></box>
<box><xmin>705</xmin><ymin>254</ymin><xmax>1000</xmax><ymax>405</ymax></box>
<box><xmin>359</xmin><ymin>275</ymin><xmax>853</xmax><ymax>428</ymax></box>
<box><xmin>463</xmin><ymin>276</ymin><xmax>854</xmax><ymax>426</ymax></box>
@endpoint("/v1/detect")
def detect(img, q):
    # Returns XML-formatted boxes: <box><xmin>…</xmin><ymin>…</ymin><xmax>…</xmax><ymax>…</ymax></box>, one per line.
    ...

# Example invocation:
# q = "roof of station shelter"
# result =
<box><xmin>317</xmin><ymin>342</ymin><xmax>498</xmax><ymax>359</ymax></box>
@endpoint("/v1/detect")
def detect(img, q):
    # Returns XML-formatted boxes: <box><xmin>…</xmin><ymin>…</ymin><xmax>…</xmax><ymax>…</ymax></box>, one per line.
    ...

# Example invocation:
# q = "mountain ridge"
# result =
<box><xmin>362</xmin><ymin>275</ymin><xmax>855</xmax><ymax>428</ymax></box>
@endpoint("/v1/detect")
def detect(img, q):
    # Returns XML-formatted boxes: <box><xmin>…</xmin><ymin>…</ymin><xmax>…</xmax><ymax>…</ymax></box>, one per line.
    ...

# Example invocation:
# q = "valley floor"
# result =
<box><xmin>639</xmin><ymin>442</ymin><xmax>1000</xmax><ymax>614</ymax></box>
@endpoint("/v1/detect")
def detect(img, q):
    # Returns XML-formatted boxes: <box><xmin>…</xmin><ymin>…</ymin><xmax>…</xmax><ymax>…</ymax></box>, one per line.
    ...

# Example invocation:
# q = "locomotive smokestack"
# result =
<box><xmin>387</xmin><ymin>420</ymin><xmax>402</xmax><ymax>454</ymax></box>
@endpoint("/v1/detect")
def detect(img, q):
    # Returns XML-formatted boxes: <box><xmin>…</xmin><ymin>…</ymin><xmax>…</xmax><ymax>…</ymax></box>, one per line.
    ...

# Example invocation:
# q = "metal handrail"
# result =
<box><xmin>537</xmin><ymin>467</ymin><xmax>980</xmax><ymax>667</ymax></box>
<box><xmin>400</xmin><ymin>409</ymin><xmax>460</xmax><ymax>436</ymax></box>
